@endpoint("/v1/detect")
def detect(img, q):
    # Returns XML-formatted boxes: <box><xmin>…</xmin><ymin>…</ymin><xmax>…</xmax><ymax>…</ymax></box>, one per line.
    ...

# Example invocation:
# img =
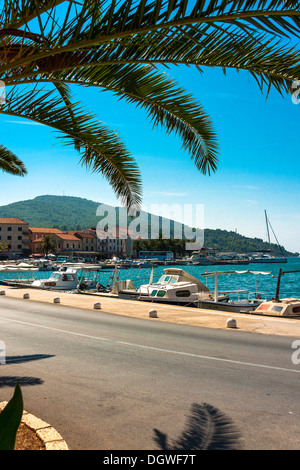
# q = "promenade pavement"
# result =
<box><xmin>1</xmin><ymin>285</ymin><xmax>300</xmax><ymax>337</ymax></box>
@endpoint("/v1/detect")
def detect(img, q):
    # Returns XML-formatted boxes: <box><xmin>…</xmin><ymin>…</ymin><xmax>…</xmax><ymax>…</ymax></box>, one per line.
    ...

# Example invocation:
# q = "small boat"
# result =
<box><xmin>186</xmin><ymin>250</ymin><xmax>215</xmax><ymax>266</ymax></box>
<box><xmin>193</xmin><ymin>269</ymin><xmax>270</xmax><ymax>312</ymax></box>
<box><xmin>0</xmin><ymin>262</ymin><xmax>38</xmax><ymax>272</ymax></box>
<box><xmin>2</xmin><ymin>263</ymin><xmax>107</xmax><ymax>291</ymax></box>
<box><xmin>33</xmin><ymin>259</ymin><xmax>55</xmax><ymax>271</ymax></box>
<box><xmin>247</xmin><ymin>268</ymin><xmax>300</xmax><ymax>317</ymax></box>
<box><xmin>117</xmin><ymin>268</ymin><xmax>229</xmax><ymax>306</ymax></box>
<box><xmin>250</xmin><ymin>253</ymin><xmax>287</xmax><ymax>263</ymax></box>
<box><xmin>30</xmin><ymin>269</ymin><xmax>81</xmax><ymax>290</ymax></box>
<box><xmin>253</xmin><ymin>298</ymin><xmax>300</xmax><ymax>317</ymax></box>
<box><xmin>131</xmin><ymin>260</ymin><xmax>156</xmax><ymax>268</ymax></box>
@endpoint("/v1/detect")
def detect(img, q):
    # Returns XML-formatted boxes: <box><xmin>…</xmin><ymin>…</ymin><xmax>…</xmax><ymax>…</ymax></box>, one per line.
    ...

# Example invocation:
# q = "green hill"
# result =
<box><xmin>0</xmin><ymin>195</ymin><xmax>296</xmax><ymax>256</ymax></box>
<box><xmin>0</xmin><ymin>195</ymin><xmax>100</xmax><ymax>231</ymax></box>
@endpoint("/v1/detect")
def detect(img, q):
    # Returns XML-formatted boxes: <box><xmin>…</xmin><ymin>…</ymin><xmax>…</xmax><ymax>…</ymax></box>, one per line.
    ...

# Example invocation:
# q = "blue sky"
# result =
<box><xmin>0</xmin><ymin>65</ymin><xmax>299</xmax><ymax>252</ymax></box>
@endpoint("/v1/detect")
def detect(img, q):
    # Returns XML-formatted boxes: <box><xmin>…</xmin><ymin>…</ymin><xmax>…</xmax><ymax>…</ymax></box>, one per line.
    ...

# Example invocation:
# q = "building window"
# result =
<box><xmin>7</xmin><ymin>236</ymin><xmax>11</xmax><ymax>240</ymax></box>
<box><xmin>7</xmin><ymin>227</ymin><xmax>12</xmax><ymax>231</ymax></box>
<box><xmin>18</xmin><ymin>236</ymin><xmax>22</xmax><ymax>240</ymax></box>
<box><xmin>17</xmin><ymin>245</ymin><xmax>22</xmax><ymax>249</ymax></box>
<box><xmin>18</xmin><ymin>227</ymin><xmax>22</xmax><ymax>231</ymax></box>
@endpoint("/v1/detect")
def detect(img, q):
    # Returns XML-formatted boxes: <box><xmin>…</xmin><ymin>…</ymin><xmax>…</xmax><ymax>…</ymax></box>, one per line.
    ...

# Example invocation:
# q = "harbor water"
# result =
<box><xmin>0</xmin><ymin>257</ymin><xmax>299</xmax><ymax>300</ymax></box>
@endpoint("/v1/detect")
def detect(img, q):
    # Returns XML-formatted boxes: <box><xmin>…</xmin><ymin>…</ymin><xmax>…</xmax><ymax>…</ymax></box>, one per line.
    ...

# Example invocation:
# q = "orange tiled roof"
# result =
<box><xmin>29</xmin><ymin>227</ymin><xmax>62</xmax><ymax>233</ymax></box>
<box><xmin>75</xmin><ymin>232</ymin><xmax>96</xmax><ymax>238</ymax></box>
<box><xmin>0</xmin><ymin>217</ymin><xmax>28</xmax><ymax>224</ymax></box>
<box><xmin>54</xmin><ymin>234</ymin><xmax>81</xmax><ymax>241</ymax></box>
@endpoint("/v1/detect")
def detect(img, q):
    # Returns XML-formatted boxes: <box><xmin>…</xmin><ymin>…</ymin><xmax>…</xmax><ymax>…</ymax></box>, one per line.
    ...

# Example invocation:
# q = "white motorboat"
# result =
<box><xmin>3</xmin><ymin>263</ymin><xmax>105</xmax><ymax>291</ymax></box>
<box><xmin>250</xmin><ymin>253</ymin><xmax>287</xmax><ymax>263</ymax></box>
<box><xmin>32</xmin><ymin>259</ymin><xmax>55</xmax><ymax>271</ymax></box>
<box><xmin>117</xmin><ymin>268</ymin><xmax>229</xmax><ymax>306</ymax></box>
<box><xmin>0</xmin><ymin>262</ymin><xmax>38</xmax><ymax>272</ymax></box>
<box><xmin>31</xmin><ymin>269</ymin><xmax>81</xmax><ymax>290</ymax></box>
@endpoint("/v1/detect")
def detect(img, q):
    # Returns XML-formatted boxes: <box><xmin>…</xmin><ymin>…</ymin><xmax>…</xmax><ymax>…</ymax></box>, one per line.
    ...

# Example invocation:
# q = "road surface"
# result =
<box><xmin>0</xmin><ymin>297</ymin><xmax>299</xmax><ymax>450</ymax></box>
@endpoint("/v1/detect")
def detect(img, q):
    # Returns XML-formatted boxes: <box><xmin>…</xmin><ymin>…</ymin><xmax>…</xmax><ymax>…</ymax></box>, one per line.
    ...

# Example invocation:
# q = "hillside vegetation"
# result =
<box><xmin>0</xmin><ymin>195</ymin><xmax>295</xmax><ymax>256</ymax></box>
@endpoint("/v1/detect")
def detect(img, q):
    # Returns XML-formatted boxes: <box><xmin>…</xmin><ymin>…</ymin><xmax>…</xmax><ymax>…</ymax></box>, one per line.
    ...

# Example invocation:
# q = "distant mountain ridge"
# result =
<box><xmin>0</xmin><ymin>195</ymin><xmax>296</xmax><ymax>255</ymax></box>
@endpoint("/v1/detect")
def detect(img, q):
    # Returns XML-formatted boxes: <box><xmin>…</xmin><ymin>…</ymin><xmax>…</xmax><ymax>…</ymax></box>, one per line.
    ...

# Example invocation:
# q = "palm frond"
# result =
<box><xmin>2</xmin><ymin>1</ymin><xmax>300</xmax><ymax>97</ymax></box>
<box><xmin>1</xmin><ymin>0</ymin><xmax>300</xmax><ymax>205</ymax></box>
<box><xmin>0</xmin><ymin>144</ymin><xmax>27</xmax><ymax>176</ymax></box>
<box><xmin>16</xmin><ymin>64</ymin><xmax>219</xmax><ymax>174</ymax></box>
<box><xmin>0</xmin><ymin>85</ymin><xmax>142</xmax><ymax>207</ymax></box>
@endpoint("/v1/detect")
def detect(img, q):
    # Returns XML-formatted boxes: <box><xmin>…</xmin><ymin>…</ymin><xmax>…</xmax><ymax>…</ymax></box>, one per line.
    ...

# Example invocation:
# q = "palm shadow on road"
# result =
<box><xmin>0</xmin><ymin>354</ymin><xmax>55</xmax><ymax>388</ymax></box>
<box><xmin>0</xmin><ymin>376</ymin><xmax>43</xmax><ymax>388</ymax></box>
<box><xmin>5</xmin><ymin>354</ymin><xmax>55</xmax><ymax>364</ymax></box>
<box><xmin>154</xmin><ymin>403</ymin><xmax>242</xmax><ymax>450</ymax></box>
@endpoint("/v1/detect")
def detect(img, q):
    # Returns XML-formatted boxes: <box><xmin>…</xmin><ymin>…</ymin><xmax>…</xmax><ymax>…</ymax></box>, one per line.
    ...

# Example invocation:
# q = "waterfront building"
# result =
<box><xmin>0</xmin><ymin>217</ymin><xmax>30</xmax><ymax>258</ymax></box>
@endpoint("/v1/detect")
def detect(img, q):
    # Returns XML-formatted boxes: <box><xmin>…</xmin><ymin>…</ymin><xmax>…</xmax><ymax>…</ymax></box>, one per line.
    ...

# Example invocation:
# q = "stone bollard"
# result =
<box><xmin>0</xmin><ymin>291</ymin><xmax>5</xmax><ymax>295</ymax></box>
<box><xmin>226</xmin><ymin>318</ymin><xmax>237</xmax><ymax>329</ymax></box>
<box><xmin>149</xmin><ymin>309</ymin><xmax>158</xmax><ymax>318</ymax></box>
<box><xmin>53</xmin><ymin>297</ymin><xmax>60</xmax><ymax>303</ymax></box>
<box><xmin>23</xmin><ymin>293</ymin><xmax>30</xmax><ymax>299</ymax></box>
<box><xmin>94</xmin><ymin>302</ymin><xmax>101</xmax><ymax>310</ymax></box>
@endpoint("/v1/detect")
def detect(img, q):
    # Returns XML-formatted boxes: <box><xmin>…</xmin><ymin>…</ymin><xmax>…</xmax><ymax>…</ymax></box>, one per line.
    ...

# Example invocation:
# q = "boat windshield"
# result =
<box><xmin>51</xmin><ymin>273</ymin><xmax>61</xmax><ymax>280</ymax></box>
<box><xmin>158</xmin><ymin>275</ymin><xmax>179</xmax><ymax>284</ymax></box>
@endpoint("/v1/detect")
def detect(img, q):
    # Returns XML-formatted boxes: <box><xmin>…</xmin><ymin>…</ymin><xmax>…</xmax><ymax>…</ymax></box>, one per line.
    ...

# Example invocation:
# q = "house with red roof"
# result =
<box><xmin>0</xmin><ymin>217</ymin><xmax>30</xmax><ymax>258</ymax></box>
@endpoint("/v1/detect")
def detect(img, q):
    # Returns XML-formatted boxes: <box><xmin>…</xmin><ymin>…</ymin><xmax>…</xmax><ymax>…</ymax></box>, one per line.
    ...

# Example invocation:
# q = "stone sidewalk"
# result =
<box><xmin>1</xmin><ymin>285</ymin><xmax>300</xmax><ymax>337</ymax></box>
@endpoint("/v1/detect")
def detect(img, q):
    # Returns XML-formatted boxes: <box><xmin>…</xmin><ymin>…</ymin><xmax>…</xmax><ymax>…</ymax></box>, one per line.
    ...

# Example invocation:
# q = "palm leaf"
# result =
<box><xmin>0</xmin><ymin>382</ymin><xmax>23</xmax><ymax>450</ymax></box>
<box><xmin>0</xmin><ymin>85</ymin><xmax>142</xmax><ymax>207</ymax></box>
<box><xmin>15</xmin><ymin>64</ymin><xmax>219</xmax><ymax>174</ymax></box>
<box><xmin>1</xmin><ymin>0</ymin><xmax>300</xmax><ymax>206</ymax></box>
<box><xmin>2</xmin><ymin>2</ymin><xmax>300</xmax><ymax>97</ymax></box>
<box><xmin>0</xmin><ymin>144</ymin><xmax>27</xmax><ymax>176</ymax></box>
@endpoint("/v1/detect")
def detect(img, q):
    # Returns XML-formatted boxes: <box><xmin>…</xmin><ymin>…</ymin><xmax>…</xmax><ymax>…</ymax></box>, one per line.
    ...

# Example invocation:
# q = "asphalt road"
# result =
<box><xmin>0</xmin><ymin>296</ymin><xmax>299</xmax><ymax>450</ymax></box>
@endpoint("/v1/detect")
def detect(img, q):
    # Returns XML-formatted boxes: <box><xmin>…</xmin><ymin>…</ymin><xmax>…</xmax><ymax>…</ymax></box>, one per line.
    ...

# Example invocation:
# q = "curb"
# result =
<box><xmin>0</xmin><ymin>401</ymin><xmax>69</xmax><ymax>450</ymax></box>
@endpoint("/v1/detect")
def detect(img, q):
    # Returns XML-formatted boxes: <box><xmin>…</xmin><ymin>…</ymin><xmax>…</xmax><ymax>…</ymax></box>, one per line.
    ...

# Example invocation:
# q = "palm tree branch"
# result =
<box><xmin>5</xmin><ymin>22</ymin><xmax>300</xmax><ymax>97</ymax></box>
<box><xmin>6</xmin><ymin>64</ymin><xmax>220</xmax><ymax>174</ymax></box>
<box><xmin>2</xmin><ymin>3</ymin><xmax>300</xmax><ymax>76</ymax></box>
<box><xmin>0</xmin><ymin>143</ymin><xmax>27</xmax><ymax>176</ymax></box>
<box><xmin>0</xmin><ymin>85</ymin><xmax>142</xmax><ymax>207</ymax></box>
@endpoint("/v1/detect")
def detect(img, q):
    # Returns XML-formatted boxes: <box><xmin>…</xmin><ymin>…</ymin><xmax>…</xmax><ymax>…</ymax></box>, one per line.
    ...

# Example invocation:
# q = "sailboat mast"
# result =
<box><xmin>265</xmin><ymin>210</ymin><xmax>271</xmax><ymax>245</ymax></box>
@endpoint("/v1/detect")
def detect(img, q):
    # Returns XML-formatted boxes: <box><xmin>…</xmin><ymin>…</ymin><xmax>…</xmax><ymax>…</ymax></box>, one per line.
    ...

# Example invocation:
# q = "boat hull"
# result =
<box><xmin>194</xmin><ymin>299</ymin><xmax>262</xmax><ymax>312</ymax></box>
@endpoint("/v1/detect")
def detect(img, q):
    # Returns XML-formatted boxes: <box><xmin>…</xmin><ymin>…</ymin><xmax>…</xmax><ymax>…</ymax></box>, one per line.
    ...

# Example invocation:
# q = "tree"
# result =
<box><xmin>39</xmin><ymin>235</ymin><xmax>56</xmax><ymax>256</ymax></box>
<box><xmin>0</xmin><ymin>240</ymin><xmax>8</xmax><ymax>252</ymax></box>
<box><xmin>0</xmin><ymin>1</ymin><xmax>299</xmax><ymax>208</ymax></box>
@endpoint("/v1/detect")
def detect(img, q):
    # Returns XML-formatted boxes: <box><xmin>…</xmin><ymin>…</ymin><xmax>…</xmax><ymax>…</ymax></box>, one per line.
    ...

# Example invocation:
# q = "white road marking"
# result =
<box><xmin>1</xmin><ymin>315</ymin><xmax>299</xmax><ymax>374</ymax></box>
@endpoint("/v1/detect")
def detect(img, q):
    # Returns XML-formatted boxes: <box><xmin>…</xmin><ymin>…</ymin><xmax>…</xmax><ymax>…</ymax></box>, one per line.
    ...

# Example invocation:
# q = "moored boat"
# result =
<box><xmin>247</xmin><ymin>268</ymin><xmax>300</xmax><ymax>317</ymax></box>
<box><xmin>117</xmin><ymin>267</ymin><xmax>228</xmax><ymax>305</ymax></box>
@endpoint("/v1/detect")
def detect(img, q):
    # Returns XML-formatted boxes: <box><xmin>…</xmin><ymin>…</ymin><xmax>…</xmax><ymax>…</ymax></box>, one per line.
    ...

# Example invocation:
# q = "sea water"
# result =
<box><xmin>0</xmin><ymin>257</ymin><xmax>299</xmax><ymax>299</ymax></box>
